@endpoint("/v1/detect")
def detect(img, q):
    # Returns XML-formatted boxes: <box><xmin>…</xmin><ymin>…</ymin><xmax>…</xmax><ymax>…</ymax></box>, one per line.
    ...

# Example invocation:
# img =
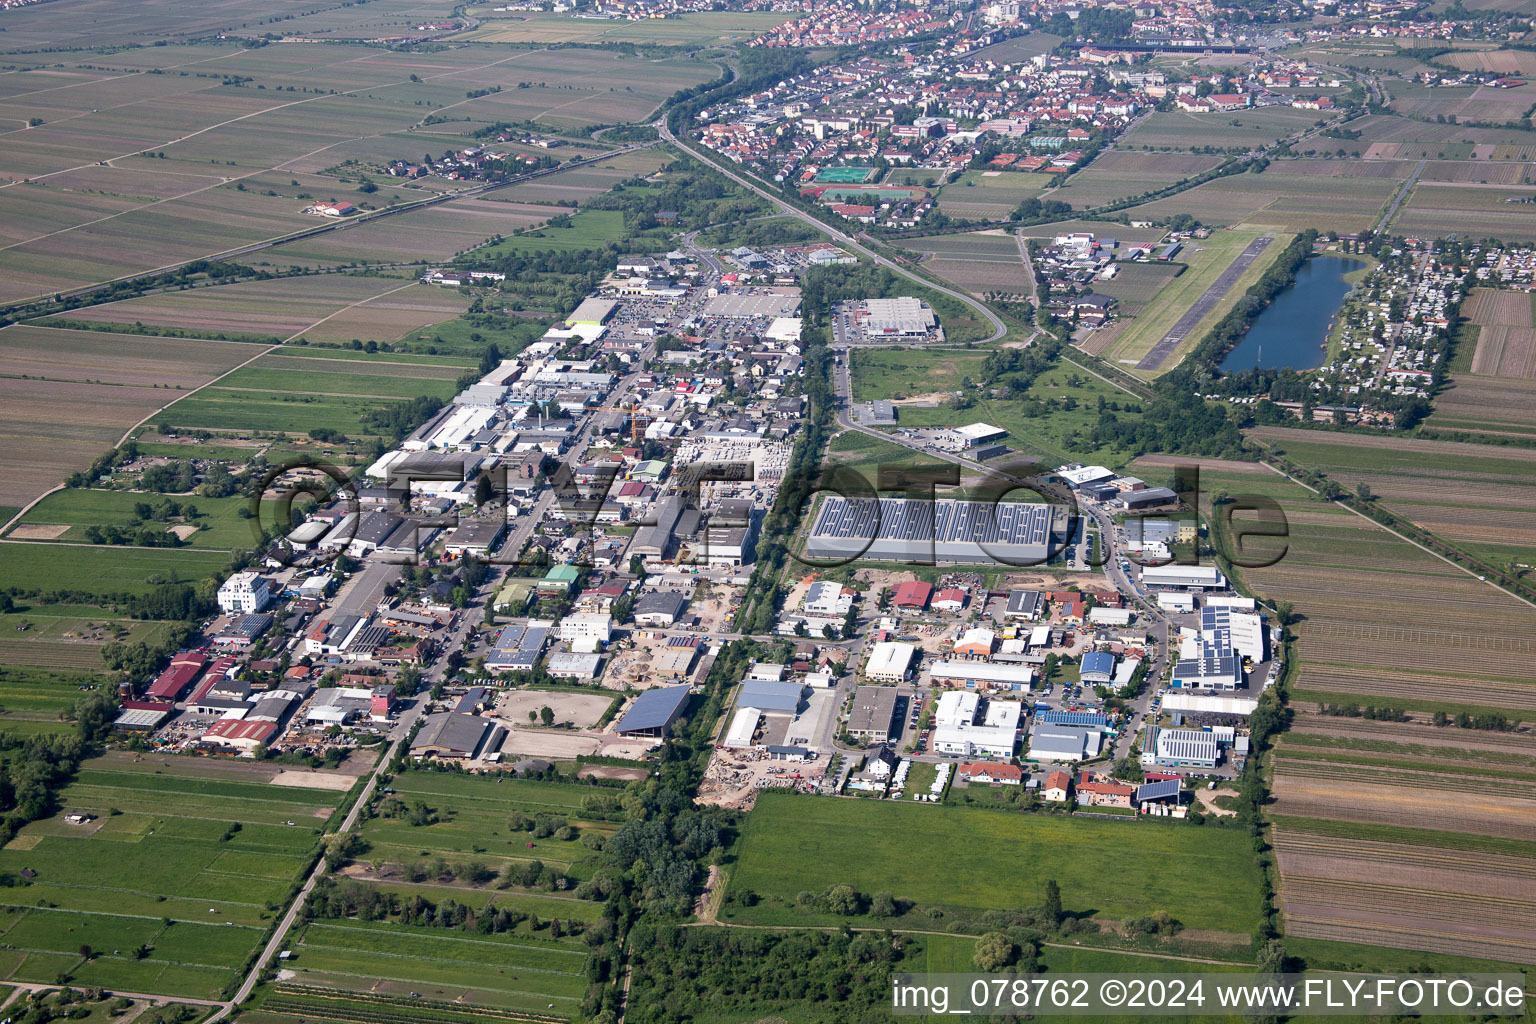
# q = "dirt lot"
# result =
<box><xmin>498</xmin><ymin>726</ymin><xmax>656</xmax><ymax>760</ymax></box>
<box><xmin>494</xmin><ymin>689</ymin><xmax>612</xmax><ymax>728</ymax></box>
<box><xmin>696</xmin><ymin>746</ymin><xmax>825</xmax><ymax>810</ymax></box>
<box><xmin>578</xmin><ymin>764</ymin><xmax>649</xmax><ymax>782</ymax></box>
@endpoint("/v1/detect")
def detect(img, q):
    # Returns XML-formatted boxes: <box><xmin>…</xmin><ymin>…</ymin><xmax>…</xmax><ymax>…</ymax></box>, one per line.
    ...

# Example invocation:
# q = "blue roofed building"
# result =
<box><xmin>1035</xmin><ymin>709</ymin><xmax>1109</xmax><ymax>729</ymax></box>
<box><xmin>1079</xmin><ymin>651</ymin><xmax>1116</xmax><ymax>684</ymax></box>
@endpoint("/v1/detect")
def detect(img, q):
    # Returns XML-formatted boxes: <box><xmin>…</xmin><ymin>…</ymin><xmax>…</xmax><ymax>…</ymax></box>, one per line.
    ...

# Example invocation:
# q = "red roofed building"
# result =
<box><xmin>1076</xmin><ymin>773</ymin><xmax>1135</xmax><ymax>808</ymax></box>
<box><xmin>959</xmin><ymin>761</ymin><xmax>1022</xmax><ymax>785</ymax></box>
<box><xmin>892</xmin><ymin>581</ymin><xmax>932</xmax><ymax>609</ymax></box>
<box><xmin>146</xmin><ymin>652</ymin><xmax>206</xmax><ymax>701</ymax></box>
<box><xmin>932</xmin><ymin>588</ymin><xmax>967</xmax><ymax>613</ymax></box>
<box><xmin>202</xmin><ymin>719</ymin><xmax>276</xmax><ymax>752</ymax></box>
<box><xmin>1042</xmin><ymin>770</ymin><xmax>1072</xmax><ymax>802</ymax></box>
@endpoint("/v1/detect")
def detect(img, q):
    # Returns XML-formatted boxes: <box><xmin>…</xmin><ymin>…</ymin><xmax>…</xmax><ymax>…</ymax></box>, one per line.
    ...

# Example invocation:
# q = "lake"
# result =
<box><xmin>1219</xmin><ymin>256</ymin><xmax>1365</xmax><ymax>372</ymax></box>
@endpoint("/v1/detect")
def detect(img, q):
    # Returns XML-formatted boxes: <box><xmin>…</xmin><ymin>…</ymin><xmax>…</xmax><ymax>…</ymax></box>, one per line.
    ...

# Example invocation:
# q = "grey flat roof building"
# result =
<box><xmin>806</xmin><ymin>497</ymin><xmax>1067</xmax><ymax>566</ymax></box>
<box><xmin>411</xmin><ymin>713</ymin><xmax>505</xmax><ymax>759</ymax></box>
<box><xmin>848</xmin><ymin>685</ymin><xmax>898</xmax><ymax>741</ymax></box>
<box><xmin>736</xmin><ymin>679</ymin><xmax>806</xmax><ymax>715</ymax></box>
<box><xmin>615</xmin><ymin>684</ymin><xmax>691</xmax><ymax>737</ymax></box>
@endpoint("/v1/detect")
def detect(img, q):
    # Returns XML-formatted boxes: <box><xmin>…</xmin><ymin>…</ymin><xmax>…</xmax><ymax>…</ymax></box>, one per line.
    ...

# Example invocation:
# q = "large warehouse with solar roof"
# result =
<box><xmin>804</xmin><ymin>497</ymin><xmax>1069</xmax><ymax>565</ymax></box>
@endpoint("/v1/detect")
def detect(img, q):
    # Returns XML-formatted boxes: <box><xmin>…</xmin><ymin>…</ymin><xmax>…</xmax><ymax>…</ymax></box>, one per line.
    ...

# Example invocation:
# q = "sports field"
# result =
<box><xmin>815</xmin><ymin>166</ymin><xmax>877</xmax><ymax>184</ymax></box>
<box><xmin>0</xmin><ymin>752</ymin><xmax>347</xmax><ymax>998</ymax></box>
<box><xmin>724</xmin><ymin>792</ymin><xmax>1264</xmax><ymax>936</ymax></box>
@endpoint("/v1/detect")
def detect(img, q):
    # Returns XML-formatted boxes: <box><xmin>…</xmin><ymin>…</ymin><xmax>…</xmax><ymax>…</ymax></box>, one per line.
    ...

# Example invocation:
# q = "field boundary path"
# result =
<box><xmin>1254</xmin><ymin>454</ymin><xmax>1536</xmax><ymax>610</ymax></box>
<box><xmin>0</xmin><ymin>279</ymin><xmax>425</xmax><ymax>536</ymax></box>
<box><xmin>1374</xmin><ymin>158</ymin><xmax>1426</xmax><ymax>235</ymax></box>
<box><xmin>1135</xmin><ymin>235</ymin><xmax>1272</xmax><ymax>372</ymax></box>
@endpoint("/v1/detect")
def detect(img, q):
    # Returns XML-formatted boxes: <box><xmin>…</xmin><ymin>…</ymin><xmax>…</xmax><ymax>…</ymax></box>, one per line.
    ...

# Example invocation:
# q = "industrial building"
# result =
<box><xmin>857</xmin><ymin>296</ymin><xmax>936</xmax><ymax>337</ymax></box>
<box><xmin>1005</xmin><ymin>588</ymin><xmax>1043</xmax><ymax>619</ymax></box>
<box><xmin>1140</xmin><ymin>564</ymin><xmax>1226</xmax><ymax>589</ymax></box>
<box><xmin>865</xmin><ymin>641</ymin><xmax>914</xmax><ymax>681</ymax></box>
<box><xmin>806</xmin><ymin>497</ymin><xmax>1067</xmax><ymax>566</ymax></box>
<box><xmin>1143</xmin><ymin>726</ymin><xmax>1221</xmax><ymax>769</ymax></box>
<box><xmin>411</xmin><ymin>713</ymin><xmax>506</xmax><ymax>760</ymax></box>
<box><xmin>949</xmin><ymin>423</ymin><xmax>1007</xmax><ymax>448</ymax></box>
<box><xmin>928</xmin><ymin>660</ymin><xmax>1035</xmax><ymax>692</ymax></box>
<box><xmin>702</xmin><ymin>293</ymin><xmax>802</xmax><ymax>318</ymax></box>
<box><xmin>1027</xmin><ymin>723</ymin><xmax>1101</xmax><ymax>762</ymax></box>
<box><xmin>931</xmin><ymin>691</ymin><xmax>1020</xmax><ymax>759</ymax></box>
<box><xmin>848</xmin><ymin>685</ymin><xmax>899</xmax><ymax>742</ymax></box>
<box><xmin>1118</xmin><ymin>487</ymin><xmax>1179</xmax><ymax>510</ymax></box>
<box><xmin>614</xmin><ymin>685</ymin><xmax>691</xmax><ymax>738</ymax></box>
<box><xmin>1080</xmin><ymin>651</ymin><xmax>1116</xmax><ymax>684</ymax></box>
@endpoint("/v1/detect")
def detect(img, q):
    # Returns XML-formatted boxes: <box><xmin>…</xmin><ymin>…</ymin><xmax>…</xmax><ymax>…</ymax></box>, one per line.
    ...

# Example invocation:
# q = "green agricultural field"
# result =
<box><xmin>1123</xmin><ymin>107</ymin><xmax>1326</xmax><ymax>151</ymax></box>
<box><xmin>937</xmin><ymin>171</ymin><xmax>1054</xmax><ymax>221</ymax></box>
<box><xmin>474</xmin><ymin>210</ymin><xmax>647</xmax><ymax>256</ymax></box>
<box><xmin>159</xmin><ymin>388</ymin><xmax>412</xmax><ymax>437</ymax></box>
<box><xmin>361</xmin><ymin>771</ymin><xmax>614</xmax><ymax>878</ymax></box>
<box><xmin>0</xmin><ymin>753</ymin><xmax>343</xmax><ymax>998</ymax></box>
<box><xmin>724</xmin><ymin>792</ymin><xmax>1264</xmax><ymax>935</ymax></box>
<box><xmin>285</xmin><ymin>918</ymin><xmax>591</xmax><ymax>1017</ymax></box>
<box><xmin>10</xmin><ymin>490</ymin><xmax>276</xmax><ymax>551</ymax></box>
<box><xmin>0</xmin><ymin>664</ymin><xmax>116</xmax><ymax>715</ymax></box>
<box><xmin>855</xmin><ymin>357</ymin><xmax>1146</xmax><ymax>468</ymax></box>
<box><xmin>0</xmin><ymin>612</ymin><xmax>172</xmax><ymax>675</ymax></box>
<box><xmin>1</xmin><ymin>543</ymin><xmax>231</xmax><ymax>599</ymax></box>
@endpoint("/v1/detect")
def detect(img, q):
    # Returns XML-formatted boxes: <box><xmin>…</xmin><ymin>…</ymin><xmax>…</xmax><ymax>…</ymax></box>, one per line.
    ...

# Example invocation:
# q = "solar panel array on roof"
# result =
<box><xmin>806</xmin><ymin>497</ymin><xmax>1062</xmax><ymax>565</ymax></box>
<box><xmin>1036</xmin><ymin>710</ymin><xmax>1108</xmax><ymax>728</ymax></box>
<box><xmin>1156</xmin><ymin>728</ymin><xmax>1219</xmax><ymax>762</ymax></box>
<box><xmin>1136</xmin><ymin>778</ymin><xmax>1181</xmax><ymax>803</ymax></box>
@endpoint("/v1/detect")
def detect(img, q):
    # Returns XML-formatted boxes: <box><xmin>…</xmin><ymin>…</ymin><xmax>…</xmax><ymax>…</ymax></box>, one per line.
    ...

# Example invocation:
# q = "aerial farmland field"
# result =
<box><xmin>50</xmin><ymin>276</ymin><xmax>468</xmax><ymax>346</ymax></box>
<box><xmin>457</xmin><ymin>9</ymin><xmax>789</xmax><ymax>45</ymax></box>
<box><xmin>0</xmin><ymin>325</ymin><xmax>258</xmax><ymax>510</ymax></box>
<box><xmin>1057</xmin><ymin>151</ymin><xmax>1226</xmax><ymax>209</ymax></box>
<box><xmin>903</xmin><ymin>230</ymin><xmax>1032</xmax><ymax>295</ymax></box>
<box><xmin>1121</xmin><ymin>107</ymin><xmax>1323</xmax><ymax>152</ymax></box>
<box><xmin>724</xmin><ymin>792</ymin><xmax>1265</xmax><ymax>939</ymax></box>
<box><xmin>265</xmin><ymin>770</ymin><xmax>610</xmax><ymax>1019</ymax></box>
<box><xmin>1140</xmin><ymin>457</ymin><xmax>1536</xmax><ymax>967</ymax></box>
<box><xmin>0</xmin><ymin>752</ymin><xmax>350</xmax><ymax>997</ymax></box>
<box><xmin>935</xmin><ymin>170</ymin><xmax>1053</xmax><ymax>221</ymax></box>
<box><xmin>1389</xmin><ymin>182</ymin><xmax>1536</xmax><ymax>241</ymax></box>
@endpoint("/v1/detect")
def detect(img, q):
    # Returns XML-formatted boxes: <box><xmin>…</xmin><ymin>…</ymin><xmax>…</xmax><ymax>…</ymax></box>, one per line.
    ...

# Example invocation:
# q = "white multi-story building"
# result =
<box><xmin>931</xmin><ymin>691</ymin><xmax>1021</xmax><ymax>759</ymax></box>
<box><xmin>217</xmin><ymin>572</ymin><xmax>269</xmax><ymax>616</ymax></box>
<box><xmin>557</xmin><ymin>614</ymin><xmax>612</xmax><ymax>648</ymax></box>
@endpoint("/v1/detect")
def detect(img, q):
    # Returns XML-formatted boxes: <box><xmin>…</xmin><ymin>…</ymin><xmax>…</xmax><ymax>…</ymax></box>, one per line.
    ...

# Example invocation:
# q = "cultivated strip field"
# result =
<box><xmin>1174</xmin><ymin>460</ymin><xmax>1536</xmax><ymax>964</ymax></box>
<box><xmin>724</xmin><ymin>791</ymin><xmax>1264</xmax><ymax>938</ymax></box>
<box><xmin>51</xmin><ymin>276</ymin><xmax>468</xmax><ymax>346</ymax></box>
<box><xmin>905</xmin><ymin>230</ymin><xmax>1032</xmax><ymax>295</ymax></box>
<box><xmin>0</xmin><ymin>324</ymin><xmax>257</xmax><ymax>508</ymax></box>
<box><xmin>0</xmin><ymin>752</ymin><xmax>347</xmax><ymax>997</ymax></box>
<box><xmin>279</xmin><ymin>770</ymin><xmax>606</xmax><ymax>1019</ymax></box>
<box><xmin>1246</xmin><ymin>426</ymin><xmax>1536</xmax><ymax>564</ymax></box>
